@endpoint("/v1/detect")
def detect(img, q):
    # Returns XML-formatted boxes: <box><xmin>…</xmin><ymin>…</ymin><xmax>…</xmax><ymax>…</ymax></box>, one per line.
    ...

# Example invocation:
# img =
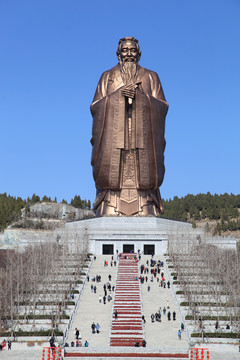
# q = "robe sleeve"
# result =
<box><xmin>91</xmin><ymin>71</ymin><xmax>110</xmax><ymax>106</ymax></box>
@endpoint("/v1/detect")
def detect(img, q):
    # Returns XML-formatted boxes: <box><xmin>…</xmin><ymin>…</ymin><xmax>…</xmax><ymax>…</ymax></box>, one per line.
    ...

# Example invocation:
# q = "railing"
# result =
<box><xmin>42</xmin><ymin>347</ymin><xmax>61</xmax><ymax>360</ymax></box>
<box><xmin>190</xmin><ymin>347</ymin><xmax>210</xmax><ymax>359</ymax></box>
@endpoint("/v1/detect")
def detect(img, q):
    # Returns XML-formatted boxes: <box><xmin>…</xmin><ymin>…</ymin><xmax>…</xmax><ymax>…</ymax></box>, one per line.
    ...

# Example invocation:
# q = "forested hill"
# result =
<box><xmin>0</xmin><ymin>193</ymin><xmax>91</xmax><ymax>231</ymax></box>
<box><xmin>162</xmin><ymin>193</ymin><xmax>240</xmax><ymax>234</ymax></box>
<box><xmin>1</xmin><ymin>192</ymin><xmax>240</xmax><ymax>235</ymax></box>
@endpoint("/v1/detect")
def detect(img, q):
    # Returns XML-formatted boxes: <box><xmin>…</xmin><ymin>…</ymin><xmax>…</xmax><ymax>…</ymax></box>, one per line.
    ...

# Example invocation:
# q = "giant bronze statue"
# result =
<box><xmin>90</xmin><ymin>37</ymin><xmax>168</xmax><ymax>217</ymax></box>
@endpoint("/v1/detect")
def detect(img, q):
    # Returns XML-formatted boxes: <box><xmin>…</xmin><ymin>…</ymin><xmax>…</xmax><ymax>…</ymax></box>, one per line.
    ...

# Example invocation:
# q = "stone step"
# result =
<box><xmin>65</xmin><ymin>351</ymin><xmax>189</xmax><ymax>358</ymax></box>
<box><xmin>110</xmin><ymin>253</ymin><xmax>144</xmax><ymax>347</ymax></box>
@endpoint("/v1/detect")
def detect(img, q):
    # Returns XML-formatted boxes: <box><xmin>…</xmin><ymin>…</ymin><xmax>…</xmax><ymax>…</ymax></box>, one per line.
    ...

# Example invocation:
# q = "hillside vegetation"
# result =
<box><xmin>0</xmin><ymin>193</ymin><xmax>91</xmax><ymax>231</ymax></box>
<box><xmin>1</xmin><ymin>192</ymin><xmax>240</xmax><ymax>236</ymax></box>
<box><xmin>162</xmin><ymin>192</ymin><xmax>240</xmax><ymax>236</ymax></box>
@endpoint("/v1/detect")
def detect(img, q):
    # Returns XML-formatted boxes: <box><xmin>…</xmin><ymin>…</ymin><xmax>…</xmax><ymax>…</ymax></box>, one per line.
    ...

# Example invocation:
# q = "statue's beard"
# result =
<box><xmin>120</xmin><ymin>60</ymin><xmax>138</xmax><ymax>85</ymax></box>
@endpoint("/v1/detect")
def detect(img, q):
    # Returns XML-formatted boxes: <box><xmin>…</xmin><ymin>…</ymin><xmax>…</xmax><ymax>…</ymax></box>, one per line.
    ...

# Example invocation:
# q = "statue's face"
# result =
<box><xmin>119</xmin><ymin>40</ymin><xmax>139</xmax><ymax>63</ymax></box>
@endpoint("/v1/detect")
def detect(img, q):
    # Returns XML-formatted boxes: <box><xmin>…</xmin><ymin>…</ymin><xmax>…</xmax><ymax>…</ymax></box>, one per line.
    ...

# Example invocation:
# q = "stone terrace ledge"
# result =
<box><xmin>64</xmin><ymin>346</ymin><xmax>189</xmax><ymax>356</ymax></box>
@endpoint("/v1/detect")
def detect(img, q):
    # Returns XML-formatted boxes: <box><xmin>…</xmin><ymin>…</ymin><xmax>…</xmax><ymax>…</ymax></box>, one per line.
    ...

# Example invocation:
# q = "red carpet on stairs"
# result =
<box><xmin>110</xmin><ymin>253</ymin><xmax>144</xmax><ymax>347</ymax></box>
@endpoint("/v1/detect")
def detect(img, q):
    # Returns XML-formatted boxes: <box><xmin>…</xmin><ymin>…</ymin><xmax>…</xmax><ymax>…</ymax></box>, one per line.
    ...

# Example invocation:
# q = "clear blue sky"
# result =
<box><xmin>0</xmin><ymin>0</ymin><xmax>239</xmax><ymax>205</ymax></box>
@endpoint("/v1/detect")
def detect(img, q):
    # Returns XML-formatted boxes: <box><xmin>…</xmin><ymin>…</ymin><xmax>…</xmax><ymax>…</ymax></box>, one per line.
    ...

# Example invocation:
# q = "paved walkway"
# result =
<box><xmin>66</xmin><ymin>254</ymin><xmax>118</xmax><ymax>347</ymax></box>
<box><xmin>139</xmin><ymin>255</ymin><xmax>188</xmax><ymax>349</ymax></box>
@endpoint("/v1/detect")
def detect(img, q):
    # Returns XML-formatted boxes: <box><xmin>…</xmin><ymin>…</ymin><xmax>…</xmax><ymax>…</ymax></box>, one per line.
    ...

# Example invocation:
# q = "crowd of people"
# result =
<box><xmin>0</xmin><ymin>339</ymin><xmax>11</xmax><ymax>351</ymax></box>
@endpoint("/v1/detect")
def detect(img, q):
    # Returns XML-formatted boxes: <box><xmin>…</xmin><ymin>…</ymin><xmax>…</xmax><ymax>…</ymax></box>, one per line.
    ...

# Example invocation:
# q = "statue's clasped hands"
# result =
<box><xmin>121</xmin><ymin>83</ymin><xmax>136</xmax><ymax>99</ymax></box>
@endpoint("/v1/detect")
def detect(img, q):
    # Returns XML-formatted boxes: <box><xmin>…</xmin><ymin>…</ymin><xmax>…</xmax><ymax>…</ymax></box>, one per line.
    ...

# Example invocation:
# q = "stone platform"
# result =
<box><xmin>62</xmin><ymin>217</ymin><xmax>202</xmax><ymax>255</ymax></box>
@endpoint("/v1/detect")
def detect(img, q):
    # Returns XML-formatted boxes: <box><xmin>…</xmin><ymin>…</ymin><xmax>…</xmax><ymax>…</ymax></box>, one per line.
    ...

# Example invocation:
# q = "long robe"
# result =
<box><xmin>90</xmin><ymin>64</ymin><xmax>168</xmax><ymax>192</ymax></box>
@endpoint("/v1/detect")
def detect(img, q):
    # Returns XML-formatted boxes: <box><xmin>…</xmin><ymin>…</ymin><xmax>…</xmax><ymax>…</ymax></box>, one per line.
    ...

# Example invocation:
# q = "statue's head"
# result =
<box><xmin>117</xmin><ymin>37</ymin><xmax>141</xmax><ymax>64</ymax></box>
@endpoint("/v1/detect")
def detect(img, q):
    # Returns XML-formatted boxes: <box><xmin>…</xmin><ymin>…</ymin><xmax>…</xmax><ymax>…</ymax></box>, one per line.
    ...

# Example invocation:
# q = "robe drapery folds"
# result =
<box><xmin>90</xmin><ymin>64</ymin><xmax>168</xmax><ymax>191</ymax></box>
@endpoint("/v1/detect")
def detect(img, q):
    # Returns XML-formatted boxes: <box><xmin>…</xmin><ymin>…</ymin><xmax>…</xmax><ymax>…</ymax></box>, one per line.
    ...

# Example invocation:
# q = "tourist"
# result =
<box><xmin>178</xmin><ymin>330</ymin><xmax>181</xmax><ymax>340</ymax></box>
<box><xmin>151</xmin><ymin>313</ymin><xmax>155</xmax><ymax>322</ymax></box>
<box><xmin>99</xmin><ymin>295</ymin><xmax>102</xmax><ymax>303</ymax></box>
<box><xmin>103</xmin><ymin>295</ymin><xmax>106</xmax><ymax>304</ymax></box>
<box><xmin>155</xmin><ymin>312</ymin><xmax>161</xmax><ymax>322</ymax></box>
<box><xmin>75</xmin><ymin>328</ymin><xmax>80</xmax><ymax>340</ymax></box>
<box><xmin>166</xmin><ymin>300</ymin><xmax>170</xmax><ymax>308</ymax></box>
<box><xmin>2</xmin><ymin>340</ymin><xmax>7</xmax><ymax>350</ymax></box>
<box><xmin>142</xmin><ymin>339</ymin><xmax>146</xmax><ymax>347</ymax></box>
<box><xmin>114</xmin><ymin>310</ymin><xmax>118</xmax><ymax>319</ymax></box>
<box><xmin>167</xmin><ymin>311</ymin><xmax>171</xmax><ymax>321</ymax></box>
<box><xmin>84</xmin><ymin>340</ymin><xmax>89</xmax><ymax>347</ymax></box>
<box><xmin>181</xmin><ymin>323</ymin><xmax>184</xmax><ymax>330</ymax></box>
<box><xmin>142</xmin><ymin>315</ymin><xmax>146</xmax><ymax>324</ymax></box>
<box><xmin>167</xmin><ymin>280</ymin><xmax>170</xmax><ymax>288</ymax></box>
<box><xmin>96</xmin><ymin>323</ymin><xmax>100</xmax><ymax>333</ymax></box>
<box><xmin>163</xmin><ymin>307</ymin><xmax>166</xmax><ymax>315</ymax></box>
<box><xmin>173</xmin><ymin>311</ymin><xmax>176</xmax><ymax>321</ymax></box>
<box><xmin>50</xmin><ymin>336</ymin><xmax>55</xmax><ymax>348</ymax></box>
<box><xmin>8</xmin><ymin>340</ymin><xmax>12</xmax><ymax>350</ymax></box>
<box><xmin>51</xmin><ymin>343</ymin><xmax>56</xmax><ymax>354</ymax></box>
<box><xmin>91</xmin><ymin>322</ymin><xmax>96</xmax><ymax>334</ymax></box>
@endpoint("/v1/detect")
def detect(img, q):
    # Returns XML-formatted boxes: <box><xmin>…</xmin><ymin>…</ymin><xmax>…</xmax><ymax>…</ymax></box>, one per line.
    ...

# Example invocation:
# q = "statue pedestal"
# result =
<box><xmin>63</xmin><ymin>217</ymin><xmax>198</xmax><ymax>255</ymax></box>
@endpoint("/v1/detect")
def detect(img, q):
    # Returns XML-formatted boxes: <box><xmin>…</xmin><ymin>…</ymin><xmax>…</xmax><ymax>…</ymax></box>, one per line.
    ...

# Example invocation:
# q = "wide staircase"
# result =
<box><xmin>110</xmin><ymin>253</ymin><xmax>144</xmax><ymax>346</ymax></box>
<box><xmin>64</xmin><ymin>254</ymin><xmax>189</xmax><ymax>359</ymax></box>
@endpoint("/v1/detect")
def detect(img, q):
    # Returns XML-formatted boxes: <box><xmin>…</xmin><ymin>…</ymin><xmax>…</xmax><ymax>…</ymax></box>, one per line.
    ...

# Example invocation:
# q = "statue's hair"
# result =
<box><xmin>117</xmin><ymin>36</ymin><xmax>140</xmax><ymax>51</ymax></box>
